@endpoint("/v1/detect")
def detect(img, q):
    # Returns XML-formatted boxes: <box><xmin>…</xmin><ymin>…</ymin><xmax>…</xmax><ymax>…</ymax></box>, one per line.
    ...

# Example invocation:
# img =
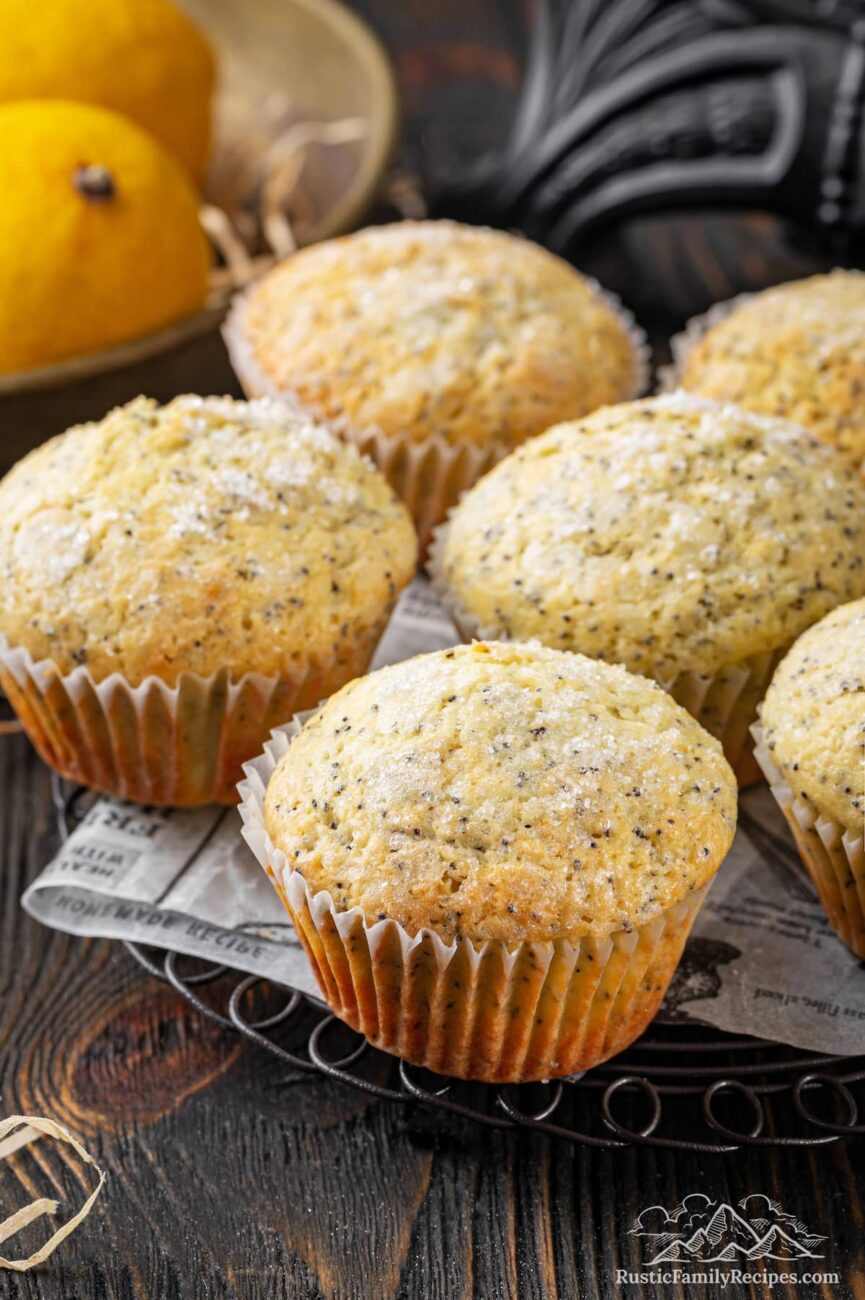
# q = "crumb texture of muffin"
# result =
<box><xmin>436</xmin><ymin>393</ymin><xmax>865</xmax><ymax>681</ymax></box>
<box><xmin>679</xmin><ymin>271</ymin><xmax>865</xmax><ymax>468</ymax></box>
<box><xmin>264</xmin><ymin>640</ymin><xmax>737</xmax><ymax>945</ymax></box>
<box><xmin>760</xmin><ymin>598</ymin><xmax>865</xmax><ymax>835</ymax></box>
<box><xmin>0</xmin><ymin>395</ymin><xmax>417</xmax><ymax>684</ymax></box>
<box><xmin>228</xmin><ymin>220</ymin><xmax>641</xmax><ymax>453</ymax></box>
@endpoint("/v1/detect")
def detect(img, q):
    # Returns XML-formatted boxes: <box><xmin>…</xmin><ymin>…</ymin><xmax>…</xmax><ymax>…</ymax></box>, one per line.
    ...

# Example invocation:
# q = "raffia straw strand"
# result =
<box><xmin>0</xmin><ymin>1201</ymin><xmax>58</xmax><ymax>1247</ymax></box>
<box><xmin>0</xmin><ymin>1125</ymin><xmax>41</xmax><ymax>1162</ymax></box>
<box><xmin>201</xmin><ymin>116</ymin><xmax>371</xmax><ymax>297</ymax></box>
<box><xmin>262</xmin><ymin>118</ymin><xmax>369</xmax><ymax>259</ymax></box>
<box><xmin>266</xmin><ymin>116</ymin><xmax>369</xmax><ymax>167</ymax></box>
<box><xmin>199</xmin><ymin>204</ymin><xmax>255</xmax><ymax>282</ymax></box>
<box><xmin>207</xmin><ymin>254</ymin><xmax>273</xmax><ymax>298</ymax></box>
<box><xmin>387</xmin><ymin>169</ymin><xmax>428</xmax><ymax>220</ymax></box>
<box><xmin>0</xmin><ymin>1116</ymin><xmax>105</xmax><ymax>1273</ymax></box>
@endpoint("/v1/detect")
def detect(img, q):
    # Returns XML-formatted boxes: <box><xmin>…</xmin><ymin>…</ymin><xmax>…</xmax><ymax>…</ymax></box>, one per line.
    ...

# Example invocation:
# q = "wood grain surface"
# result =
<box><xmin>3</xmin><ymin>2</ymin><xmax>865</xmax><ymax>1297</ymax></box>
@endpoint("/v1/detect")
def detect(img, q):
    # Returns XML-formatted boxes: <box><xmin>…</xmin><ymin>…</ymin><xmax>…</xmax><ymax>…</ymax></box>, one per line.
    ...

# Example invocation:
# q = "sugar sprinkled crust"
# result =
<box><xmin>437</xmin><ymin>393</ymin><xmax>865</xmax><ymax>677</ymax></box>
<box><xmin>232</xmin><ymin>220</ymin><xmax>641</xmax><ymax>451</ymax></box>
<box><xmin>0</xmin><ymin>395</ymin><xmax>417</xmax><ymax>683</ymax></box>
<box><xmin>264</xmin><ymin>640</ymin><xmax>737</xmax><ymax>944</ymax></box>
<box><xmin>680</xmin><ymin>270</ymin><xmax>865</xmax><ymax>469</ymax></box>
<box><xmin>760</xmin><ymin>598</ymin><xmax>865</xmax><ymax>835</ymax></box>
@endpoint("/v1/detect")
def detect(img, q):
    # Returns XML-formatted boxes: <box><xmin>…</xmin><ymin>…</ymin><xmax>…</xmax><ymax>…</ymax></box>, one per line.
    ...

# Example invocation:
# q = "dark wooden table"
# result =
<box><xmin>2</xmin><ymin>3</ymin><xmax>865</xmax><ymax>1298</ymax></box>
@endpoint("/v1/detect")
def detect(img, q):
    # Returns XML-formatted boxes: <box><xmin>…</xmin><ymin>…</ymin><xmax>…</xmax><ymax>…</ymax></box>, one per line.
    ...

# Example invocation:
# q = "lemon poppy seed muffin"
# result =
<box><xmin>433</xmin><ymin>393</ymin><xmax>865</xmax><ymax>783</ymax></box>
<box><xmin>679</xmin><ymin>271</ymin><xmax>865</xmax><ymax>471</ymax></box>
<box><xmin>224</xmin><ymin>220</ymin><xmax>645</xmax><ymax>548</ymax></box>
<box><xmin>0</xmin><ymin>395</ymin><xmax>416</xmax><ymax>804</ymax></box>
<box><xmin>761</xmin><ymin>600</ymin><xmax>865</xmax><ymax>833</ymax></box>
<box><xmin>0</xmin><ymin>395</ymin><xmax>416</xmax><ymax>682</ymax></box>
<box><xmin>756</xmin><ymin>599</ymin><xmax>865</xmax><ymax>956</ymax></box>
<box><xmin>265</xmin><ymin>641</ymin><xmax>737</xmax><ymax>942</ymax></box>
<box><xmin>255</xmin><ymin>640</ymin><xmax>737</xmax><ymax>1080</ymax></box>
<box><xmin>228</xmin><ymin>222</ymin><xmax>640</xmax><ymax>454</ymax></box>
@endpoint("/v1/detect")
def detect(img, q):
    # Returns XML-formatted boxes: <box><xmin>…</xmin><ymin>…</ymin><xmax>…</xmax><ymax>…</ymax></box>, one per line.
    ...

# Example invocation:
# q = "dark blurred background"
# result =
<box><xmin>351</xmin><ymin>0</ymin><xmax>860</xmax><ymax>355</ymax></box>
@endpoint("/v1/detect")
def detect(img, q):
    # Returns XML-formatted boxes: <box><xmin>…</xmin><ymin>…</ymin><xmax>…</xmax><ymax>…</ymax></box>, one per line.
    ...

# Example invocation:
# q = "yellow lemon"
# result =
<box><xmin>0</xmin><ymin>0</ymin><xmax>214</xmax><ymax>182</ymax></box>
<box><xmin>0</xmin><ymin>100</ymin><xmax>211</xmax><ymax>375</ymax></box>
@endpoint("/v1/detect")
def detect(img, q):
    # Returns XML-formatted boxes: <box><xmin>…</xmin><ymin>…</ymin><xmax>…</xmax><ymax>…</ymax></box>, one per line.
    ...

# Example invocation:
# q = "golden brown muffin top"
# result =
<box><xmin>227</xmin><ymin>220</ymin><xmax>643</xmax><ymax>450</ymax></box>
<box><xmin>760</xmin><ymin>598</ymin><xmax>865</xmax><ymax>835</ymax></box>
<box><xmin>679</xmin><ymin>271</ymin><xmax>865</xmax><ymax>469</ymax></box>
<box><xmin>264</xmin><ymin>641</ymin><xmax>737</xmax><ymax>944</ymax></box>
<box><xmin>435</xmin><ymin>393</ymin><xmax>865</xmax><ymax>678</ymax></box>
<box><xmin>0</xmin><ymin>395</ymin><xmax>416</xmax><ymax>684</ymax></box>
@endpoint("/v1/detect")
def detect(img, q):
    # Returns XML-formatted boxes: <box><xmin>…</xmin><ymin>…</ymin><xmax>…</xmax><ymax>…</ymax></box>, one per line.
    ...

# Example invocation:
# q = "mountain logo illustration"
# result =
<box><xmin>630</xmin><ymin>1194</ymin><xmax>826</xmax><ymax>1265</ymax></box>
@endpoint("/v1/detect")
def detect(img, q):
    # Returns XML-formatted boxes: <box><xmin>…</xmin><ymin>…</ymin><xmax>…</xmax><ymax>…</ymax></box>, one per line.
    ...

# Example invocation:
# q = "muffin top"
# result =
<box><xmin>679</xmin><ymin>271</ymin><xmax>865</xmax><ymax>469</ymax></box>
<box><xmin>435</xmin><ymin>393</ymin><xmax>865</xmax><ymax>679</ymax></box>
<box><xmin>264</xmin><ymin>640</ymin><xmax>737</xmax><ymax>944</ymax></box>
<box><xmin>228</xmin><ymin>220</ymin><xmax>642</xmax><ymax>451</ymax></box>
<box><xmin>760</xmin><ymin>598</ymin><xmax>864</xmax><ymax>835</ymax></box>
<box><xmin>0</xmin><ymin>395</ymin><xmax>416</xmax><ymax>684</ymax></box>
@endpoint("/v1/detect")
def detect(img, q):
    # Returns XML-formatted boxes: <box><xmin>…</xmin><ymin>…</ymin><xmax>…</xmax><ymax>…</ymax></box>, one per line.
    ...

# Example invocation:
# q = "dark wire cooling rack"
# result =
<box><xmin>46</xmin><ymin>770</ymin><xmax>865</xmax><ymax>1154</ymax></box>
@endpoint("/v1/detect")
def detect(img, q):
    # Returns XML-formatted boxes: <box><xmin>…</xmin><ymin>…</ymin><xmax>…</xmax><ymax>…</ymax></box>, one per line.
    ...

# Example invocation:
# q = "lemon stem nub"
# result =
<box><xmin>73</xmin><ymin>164</ymin><xmax>116</xmax><ymax>202</ymax></box>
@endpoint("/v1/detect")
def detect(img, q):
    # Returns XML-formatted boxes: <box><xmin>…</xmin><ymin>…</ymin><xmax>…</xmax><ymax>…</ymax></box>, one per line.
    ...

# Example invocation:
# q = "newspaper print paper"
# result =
<box><xmin>22</xmin><ymin>579</ymin><xmax>865</xmax><ymax>1054</ymax></box>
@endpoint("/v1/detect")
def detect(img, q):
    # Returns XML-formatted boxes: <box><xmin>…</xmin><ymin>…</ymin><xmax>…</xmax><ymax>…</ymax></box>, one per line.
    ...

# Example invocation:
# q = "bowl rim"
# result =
<box><xmin>0</xmin><ymin>0</ymin><xmax>399</xmax><ymax>397</ymax></box>
<box><xmin>0</xmin><ymin>304</ymin><xmax>229</xmax><ymax>395</ymax></box>
<box><xmin>291</xmin><ymin>0</ymin><xmax>399</xmax><ymax>243</ymax></box>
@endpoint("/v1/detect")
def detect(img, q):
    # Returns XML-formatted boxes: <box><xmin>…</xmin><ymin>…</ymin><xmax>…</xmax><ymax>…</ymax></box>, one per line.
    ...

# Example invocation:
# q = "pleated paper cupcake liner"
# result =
<box><xmin>427</xmin><ymin>524</ymin><xmax>781</xmax><ymax>788</ymax></box>
<box><xmin>223</xmin><ymin>280</ymin><xmax>650</xmax><ymax>556</ymax></box>
<box><xmin>752</xmin><ymin>723</ymin><xmax>865</xmax><ymax>959</ymax></box>
<box><xmin>0</xmin><ymin>623</ymin><xmax>385</xmax><ymax>807</ymax></box>
<box><xmin>657</xmin><ymin>293</ymin><xmax>753</xmax><ymax>392</ymax></box>
<box><xmin>238</xmin><ymin>719</ymin><xmax>711</xmax><ymax>1083</ymax></box>
<box><xmin>660</xmin><ymin>272</ymin><xmax>852</xmax><ymax>393</ymax></box>
<box><xmin>655</xmin><ymin>650</ymin><xmax>785</xmax><ymax>787</ymax></box>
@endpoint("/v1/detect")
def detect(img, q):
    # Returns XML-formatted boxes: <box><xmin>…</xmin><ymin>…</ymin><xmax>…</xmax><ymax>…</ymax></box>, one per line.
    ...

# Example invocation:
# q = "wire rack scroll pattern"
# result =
<box><xmin>41</xmin><ymin>770</ymin><xmax>865</xmax><ymax>1155</ymax></box>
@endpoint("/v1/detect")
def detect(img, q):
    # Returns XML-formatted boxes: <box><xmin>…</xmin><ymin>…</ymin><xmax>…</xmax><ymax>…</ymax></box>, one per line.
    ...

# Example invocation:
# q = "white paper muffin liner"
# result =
<box><xmin>660</xmin><ymin>271</ymin><xmax>852</xmax><ymax>392</ymax></box>
<box><xmin>655</xmin><ymin>650</ymin><xmax>786</xmax><ymax>787</ymax></box>
<box><xmin>238</xmin><ymin>717</ymin><xmax>712</xmax><ymax>1083</ymax></box>
<box><xmin>427</xmin><ymin>522</ymin><xmax>781</xmax><ymax>787</ymax></box>
<box><xmin>657</xmin><ymin>293</ymin><xmax>754</xmax><ymax>391</ymax></box>
<box><xmin>222</xmin><ymin>278</ymin><xmax>650</xmax><ymax>556</ymax></box>
<box><xmin>0</xmin><ymin>624</ymin><xmax>385</xmax><ymax>807</ymax></box>
<box><xmin>752</xmin><ymin>723</ymin><xmax>865</xmax><ymax>959</ymax></box>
